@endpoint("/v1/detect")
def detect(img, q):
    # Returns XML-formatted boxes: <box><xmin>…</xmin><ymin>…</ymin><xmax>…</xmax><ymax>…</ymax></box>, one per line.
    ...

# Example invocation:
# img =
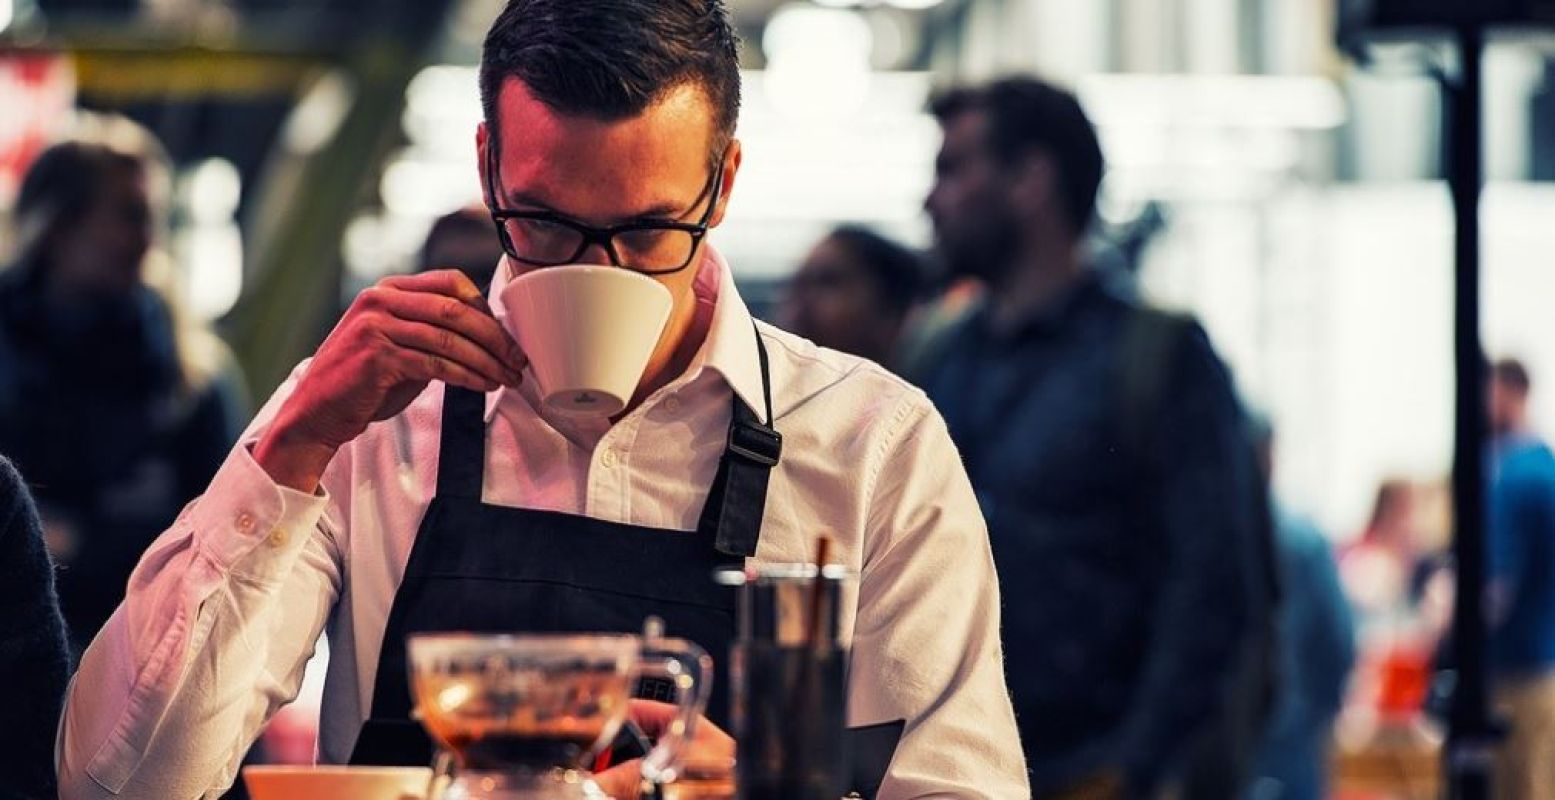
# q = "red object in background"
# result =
<box><xmin>1375</xmin><ymin>644</ymin><xmax>1433</xmax><ymax>721</ymax></box>
<box><xmin>0</xmin><ymin>52</ymin><xmax>74</xmax><ymax>208</ymax></box>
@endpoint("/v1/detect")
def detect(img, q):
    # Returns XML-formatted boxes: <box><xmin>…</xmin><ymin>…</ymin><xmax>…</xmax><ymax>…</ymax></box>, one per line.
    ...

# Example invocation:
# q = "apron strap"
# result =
<box><xmin>436</xmin><ymin>383</ymin><xmax>487</xmax><ymax>499</ymax></box>
<box><xmin>698</xmin><ymin>325</ymin><xmax>781</xmax><ymax>558</ymax></box>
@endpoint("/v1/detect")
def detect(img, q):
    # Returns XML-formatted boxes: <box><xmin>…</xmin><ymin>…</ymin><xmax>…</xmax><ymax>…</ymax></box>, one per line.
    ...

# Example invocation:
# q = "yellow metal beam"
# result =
<box><xmin>70</xmin><ymin>47</ymin><xmax>325</xmax><ymax>100</ymax></box>
<box><xmin>223</xmin><ymin>41</ymin><xmax>425</xmax><ymax>401</ymax></box>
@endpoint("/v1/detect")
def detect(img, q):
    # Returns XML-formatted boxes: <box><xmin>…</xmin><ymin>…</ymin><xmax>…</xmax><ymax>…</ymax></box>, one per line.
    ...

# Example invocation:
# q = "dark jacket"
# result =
<box><xmin>0</xmin><ymin>456</ymin><xmax>71</xmax><ymax>799</ymax></box>
<box><xmin>919</xmin><ymin>273</ymin><xmax>1267</xmax><ymax>795</ymax></box>
<box><xmin>0</xmin><ymin>276</ymin><xmax>244</xmax><ymax>653</ymax></box>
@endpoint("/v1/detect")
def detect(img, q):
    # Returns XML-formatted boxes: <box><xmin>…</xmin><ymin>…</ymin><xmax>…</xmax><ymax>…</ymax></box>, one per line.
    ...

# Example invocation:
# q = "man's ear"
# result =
<box><xmin>707</xmin><ymin>138</ymin><xmax>743</xmax><ymax>229</ymax></box>
<box><xmin>476</xmin><ymin>122</ymin><xmax>494</xmax><ymax>207</ymax></box>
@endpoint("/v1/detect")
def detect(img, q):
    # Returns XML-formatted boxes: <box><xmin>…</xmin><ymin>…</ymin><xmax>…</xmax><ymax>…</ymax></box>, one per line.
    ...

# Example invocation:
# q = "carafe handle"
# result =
<box><xmin>630</xmin><ymin>637</ymin><xmax>713</xmax><ymax>783</ymax></box>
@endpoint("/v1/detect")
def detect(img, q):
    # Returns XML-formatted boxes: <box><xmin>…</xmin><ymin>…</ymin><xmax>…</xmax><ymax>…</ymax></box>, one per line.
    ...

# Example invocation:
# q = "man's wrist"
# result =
<box><xmin>253</xmin><ymin>413</ymin><xmax>337</xmax><ymax>494</ymax></box>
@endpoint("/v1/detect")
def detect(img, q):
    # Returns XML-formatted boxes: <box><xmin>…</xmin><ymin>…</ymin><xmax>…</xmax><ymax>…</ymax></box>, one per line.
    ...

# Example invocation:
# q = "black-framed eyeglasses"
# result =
<box><xmin>483</xmin><ymin>144</ymin><xmax>725</xmax><ymax>276</ymax></box>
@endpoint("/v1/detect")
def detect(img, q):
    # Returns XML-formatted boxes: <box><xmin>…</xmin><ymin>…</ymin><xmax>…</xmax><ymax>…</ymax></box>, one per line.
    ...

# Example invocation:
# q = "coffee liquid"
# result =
<box><xmin>415</xmin><ymin>668</ymin><xmax>628</xmax><ymax>771</ymax></box>
<box><xmin>444</xmin><ymin>731</ymin><xmax>603</xmax><ymax>771</ymax></box>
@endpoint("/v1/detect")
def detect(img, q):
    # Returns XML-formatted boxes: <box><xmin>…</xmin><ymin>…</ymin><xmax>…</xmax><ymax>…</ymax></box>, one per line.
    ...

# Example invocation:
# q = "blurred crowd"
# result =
<box><xmin>2</xmin><ymin>73</ymin><xmax>1554</xmax><ymax>800</ymax></box>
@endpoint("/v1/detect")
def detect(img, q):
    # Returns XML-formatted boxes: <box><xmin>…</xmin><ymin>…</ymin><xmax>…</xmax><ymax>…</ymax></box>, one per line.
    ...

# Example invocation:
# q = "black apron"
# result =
<box><xmin>349</xmin><ymin>333</ymin><xmax>782</xmax><ymax>767</ymax></box>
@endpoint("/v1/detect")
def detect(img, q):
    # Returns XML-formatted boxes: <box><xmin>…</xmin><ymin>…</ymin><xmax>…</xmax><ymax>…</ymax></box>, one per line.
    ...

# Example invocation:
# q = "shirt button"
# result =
<box><xmin>235</xmin><ymin>511</ymin><xmax>256</xmax><ymax>534</ymax></box>
<box><xmin>601</xmin><ymin>449</ymin><xmax>619</xmax><ymax>469</ymax></box>
<box><xmin>266</xmin><ymin>528</ymin><xmax>289</xmax><ymax>548</ymax></box>
<box><xmin>663</xmin><ymin>396</ymin><xmax>682</xmax><ymax>413</ymax></box>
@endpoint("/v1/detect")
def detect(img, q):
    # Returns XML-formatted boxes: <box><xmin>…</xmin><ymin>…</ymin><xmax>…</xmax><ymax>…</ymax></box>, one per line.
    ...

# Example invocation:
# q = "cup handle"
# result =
<box><xmin>630</xmin><ymin>636</ymin><xmax>714</xmax><ymax>783</ymax></box>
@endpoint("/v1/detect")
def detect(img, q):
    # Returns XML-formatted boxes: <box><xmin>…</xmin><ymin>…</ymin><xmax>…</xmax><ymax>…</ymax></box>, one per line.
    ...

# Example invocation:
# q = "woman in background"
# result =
<box><xmin>0</xmin><ymin>118</ymin><xmax>246</xmax><ymax>653</ymax></box>
<box><xmin>779</xmin><ymin>224</ymin><xmax>925</xmax><ymax>369</ymax></box>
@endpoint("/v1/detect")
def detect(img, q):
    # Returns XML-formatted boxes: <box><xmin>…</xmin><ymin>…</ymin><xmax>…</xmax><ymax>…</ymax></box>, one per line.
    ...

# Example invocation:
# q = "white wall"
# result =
<box><xmin>1143</xmin><ymin>182</ymin><xmax>1555</xmax><ymax>537</ymax></box>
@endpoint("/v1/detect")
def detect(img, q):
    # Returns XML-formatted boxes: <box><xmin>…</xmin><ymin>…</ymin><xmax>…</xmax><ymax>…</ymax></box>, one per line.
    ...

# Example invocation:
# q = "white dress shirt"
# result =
<box><xmin>56</xmin><ymin>246</ymin><xmax>1029</xmax><ymax>799</ymax></box>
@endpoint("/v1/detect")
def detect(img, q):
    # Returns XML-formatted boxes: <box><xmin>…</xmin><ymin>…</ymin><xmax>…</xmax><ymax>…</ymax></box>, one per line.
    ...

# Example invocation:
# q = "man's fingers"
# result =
<box><xmin>378</xmin><ymin>289</ymin><xmax>526</xmax><ymax>373</ymax></box>
<box><xmin>381</xmin><ymin>268</ymin><xmax>488</xmax><ymax>309</ymax></box>
<box><xmin>395</xmin><ymin>348</ymin><xmax>499</xmax><ymax>393</ymax></box>
<box><xmin>591</xmin><ymin>759</ymin><xmax>643</xmax><ymax>800</ymax></box>
<box><xmin>380</xmin><ymin>319</ymin><xmax>520</xmax><ymax>387</ymax></box>
<box><xmin>625</xmin><ymin>700</ymin><xmax>680</xmax><ymax>739</ymax></box>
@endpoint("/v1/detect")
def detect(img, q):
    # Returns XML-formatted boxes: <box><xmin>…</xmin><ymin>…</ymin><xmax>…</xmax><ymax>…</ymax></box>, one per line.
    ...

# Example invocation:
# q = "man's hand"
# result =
<box><xmin>592</xmin><ymin>700</ymin><xmax>735</xmax><ymax>800</ymax></box>
<box><xmin>254</xmin><ymin>270</ymin><xmax>526</xmax><ymax>492</ymax></box>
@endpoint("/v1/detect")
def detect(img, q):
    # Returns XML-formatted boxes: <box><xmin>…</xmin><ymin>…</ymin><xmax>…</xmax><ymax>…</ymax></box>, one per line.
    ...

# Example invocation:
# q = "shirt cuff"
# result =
<box><xmin>189</xmin><ymin>442</ymin><xmax>331</xmax><ymax>582</ymax></box>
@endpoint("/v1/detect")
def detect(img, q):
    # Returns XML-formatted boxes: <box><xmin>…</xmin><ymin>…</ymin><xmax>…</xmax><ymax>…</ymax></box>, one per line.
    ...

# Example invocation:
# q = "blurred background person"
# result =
<box><xmin>416</xmin><ymin>204</ymin><xmax>503</xmax><ymax>293</ymax></box>
<box><xmin>778</xmin><ymin>223</ymin><xmax>924</xmax><ymax>368</ymax></box>
<box><xmin>1486</xmin><ymin>358</ymin><xmax>1555</xmax><ymax>799</ymax></box>
<box><xmin>0</xmin><ymin>456</ymin><xmax>70</xmax><ymax>799</ymax></box>
<box><xmin>1246</xmin><ymin>416</ymin><xmax>1355</xmax><ymax>800</ymax></box>
<box><xmin>1341</xmin><ymin>479</ymin><xmax>1423</xmax><ymax>627</ymax></box>
<box><xmin>1338</xmin><ymin>478</ymin><xmax>1444</xmax><ymax>733</ymax></box>
<box><xmin>0</xmin><ymin>121</ymin><xmax>247</xmax><ymax>654</ymax></box>
<box><xmin>917</xmin><ymin>75</ymin><xmax>1273</xmax><ymax>798</ymax></box>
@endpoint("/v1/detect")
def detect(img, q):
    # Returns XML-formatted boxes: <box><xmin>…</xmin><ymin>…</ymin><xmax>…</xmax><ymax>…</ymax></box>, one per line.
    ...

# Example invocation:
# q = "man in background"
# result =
<box><xmin>1486</xmin><ymin>358</ymin><xmax>1555</xmax><ymax>799</ymax></box>
<box><xmin>918</xmin><ymin>75</ymin><xmax>1272</xmax><ymax>798</ymax></box>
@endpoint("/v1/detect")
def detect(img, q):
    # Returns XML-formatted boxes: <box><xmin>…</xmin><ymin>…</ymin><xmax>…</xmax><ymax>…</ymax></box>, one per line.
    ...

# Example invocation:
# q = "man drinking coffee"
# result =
<box><xmin>55</xmin><ymin>2</ymin><xmax>1027</xmax><ymax>797</ymax></box>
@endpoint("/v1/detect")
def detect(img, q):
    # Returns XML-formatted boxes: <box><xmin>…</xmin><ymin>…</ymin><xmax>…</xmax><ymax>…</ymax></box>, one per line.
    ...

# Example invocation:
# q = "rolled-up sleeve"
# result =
<box><xmin>848</xmin><ymin>395</ymin><xmax>1030</xmax><ymax>799</ymax></box>
<box><xmin>57</xmin><ymin>364</ymin><xmax>344</xmax><ymax>799</ymax></box>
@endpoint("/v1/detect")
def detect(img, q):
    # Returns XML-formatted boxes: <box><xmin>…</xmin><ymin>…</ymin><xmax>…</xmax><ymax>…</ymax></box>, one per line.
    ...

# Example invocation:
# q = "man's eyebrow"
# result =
<box><xmin>503</xmin><ymin>189</ymin><xmax>693</xmax><ymax>223</ymax></box>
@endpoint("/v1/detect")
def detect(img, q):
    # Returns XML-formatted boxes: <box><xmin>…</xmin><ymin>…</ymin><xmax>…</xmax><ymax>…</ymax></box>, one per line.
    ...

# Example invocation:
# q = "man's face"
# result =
<box><xmin>1490</xmin><ymin>376</ymin><xmax>1528</xmax><ymax>436</ymax></box>
<box><xmin>924</xmin><ymin>110</ymin><xmax>1019</xmax><ymax>284</ymax></box>
<box><xmin>478</xmin><ymin>78</ymin><xmax>738</xmax><ymax>319</ymax></box>
<box><xmin>780</xmin><ymin>236</ymin><xmax>899</xmax><ymax>361</ymax></box>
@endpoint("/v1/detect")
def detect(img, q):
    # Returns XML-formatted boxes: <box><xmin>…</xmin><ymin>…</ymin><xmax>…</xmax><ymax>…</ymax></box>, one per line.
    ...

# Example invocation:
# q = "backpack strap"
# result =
<box><xmin>1116</xmin><ymin>306</ymin><xmax>1195</xmax><ymax>471</ymax></box>
<box><xmin>1117</xmin><ymin>305</ymin><xmax>1285</xmax><ymax>739</ymax></box>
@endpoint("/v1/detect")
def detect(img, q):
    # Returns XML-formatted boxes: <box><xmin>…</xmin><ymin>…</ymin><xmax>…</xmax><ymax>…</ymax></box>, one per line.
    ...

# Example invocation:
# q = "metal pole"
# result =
<box><xmin>1447</xmin><ymin>22</ymin><xmax>1493</xmax><ymax>800</ymax></box>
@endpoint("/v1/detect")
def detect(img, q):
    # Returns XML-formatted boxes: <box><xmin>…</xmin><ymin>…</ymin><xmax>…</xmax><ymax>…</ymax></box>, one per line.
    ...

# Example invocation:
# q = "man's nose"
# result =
<box><xmin>578</xmin><ymin>241</ymin><xmax>617</xmax><ymax>267</ymax></box>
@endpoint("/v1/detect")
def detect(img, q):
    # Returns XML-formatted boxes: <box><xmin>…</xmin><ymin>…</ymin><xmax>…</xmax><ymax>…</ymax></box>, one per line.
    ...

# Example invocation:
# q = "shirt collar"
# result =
<box><xmin>482</xmin><ymin>243</ymin><xmax>767</xmax><ymax>424</ymax></box>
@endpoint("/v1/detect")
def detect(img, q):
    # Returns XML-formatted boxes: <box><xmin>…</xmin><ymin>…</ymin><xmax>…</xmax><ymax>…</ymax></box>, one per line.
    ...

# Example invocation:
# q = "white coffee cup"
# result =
<box><xmin>498</xmin><ymin>265</ymin><xmax>674</xmax><ymax>416</ymax></box>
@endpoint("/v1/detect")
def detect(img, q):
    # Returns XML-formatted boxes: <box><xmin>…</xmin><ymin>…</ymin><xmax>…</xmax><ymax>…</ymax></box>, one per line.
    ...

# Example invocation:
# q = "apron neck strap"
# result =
<box><xmin>699</xmin><ymin>324</ymin><xmax>781</xmax><ymax>558</ymax></box>
<box><xmin>436</xmin><ymin>383</ymin><xmax>488</xmax><ymax>499</ymax></box>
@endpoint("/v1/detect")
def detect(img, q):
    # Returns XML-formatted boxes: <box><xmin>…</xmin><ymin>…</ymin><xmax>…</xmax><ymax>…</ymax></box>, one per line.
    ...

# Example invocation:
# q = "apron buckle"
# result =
<box><xmin>728</xmin><ymin>421</ymin><xmax>782</xmax><ymax>466</ymax></box>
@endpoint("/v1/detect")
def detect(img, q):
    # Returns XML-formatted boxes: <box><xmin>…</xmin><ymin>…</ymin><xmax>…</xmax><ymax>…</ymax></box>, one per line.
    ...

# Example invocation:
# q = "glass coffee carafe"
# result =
<box><xmin>408</xmin><ymin>632</ymin><xmax>711</xmax><ymax>799</ymax></box>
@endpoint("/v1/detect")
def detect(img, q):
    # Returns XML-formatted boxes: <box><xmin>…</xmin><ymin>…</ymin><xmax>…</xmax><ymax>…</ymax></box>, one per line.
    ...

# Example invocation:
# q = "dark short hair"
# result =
<box><xmin>479</xmin><ymin>0</ymin><xmax>741</xmax><ymax>162</ymax></box>
<box><xmin>419</xmin><ymin>205</ymin><xmax>503</xmax><ymax>283</ymax></box>
<box><xmin>930</xmin><ymin>76</ymin><xmax>1104</xmax><ymax>233</ymax></box>
<box><xmin>824</xmin><ymin>225</ymin><xmax>925</xmax><ymax>318</ymax></box>
<box><xmin>418</xmin><ymin>207</ymin><xmax>501</xmax><ymax>273</ymax></box>
<box><xmin>1493</xmin><ymin>358</ymin><xmax>1531</xmax><ymax>394</ymax></box>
